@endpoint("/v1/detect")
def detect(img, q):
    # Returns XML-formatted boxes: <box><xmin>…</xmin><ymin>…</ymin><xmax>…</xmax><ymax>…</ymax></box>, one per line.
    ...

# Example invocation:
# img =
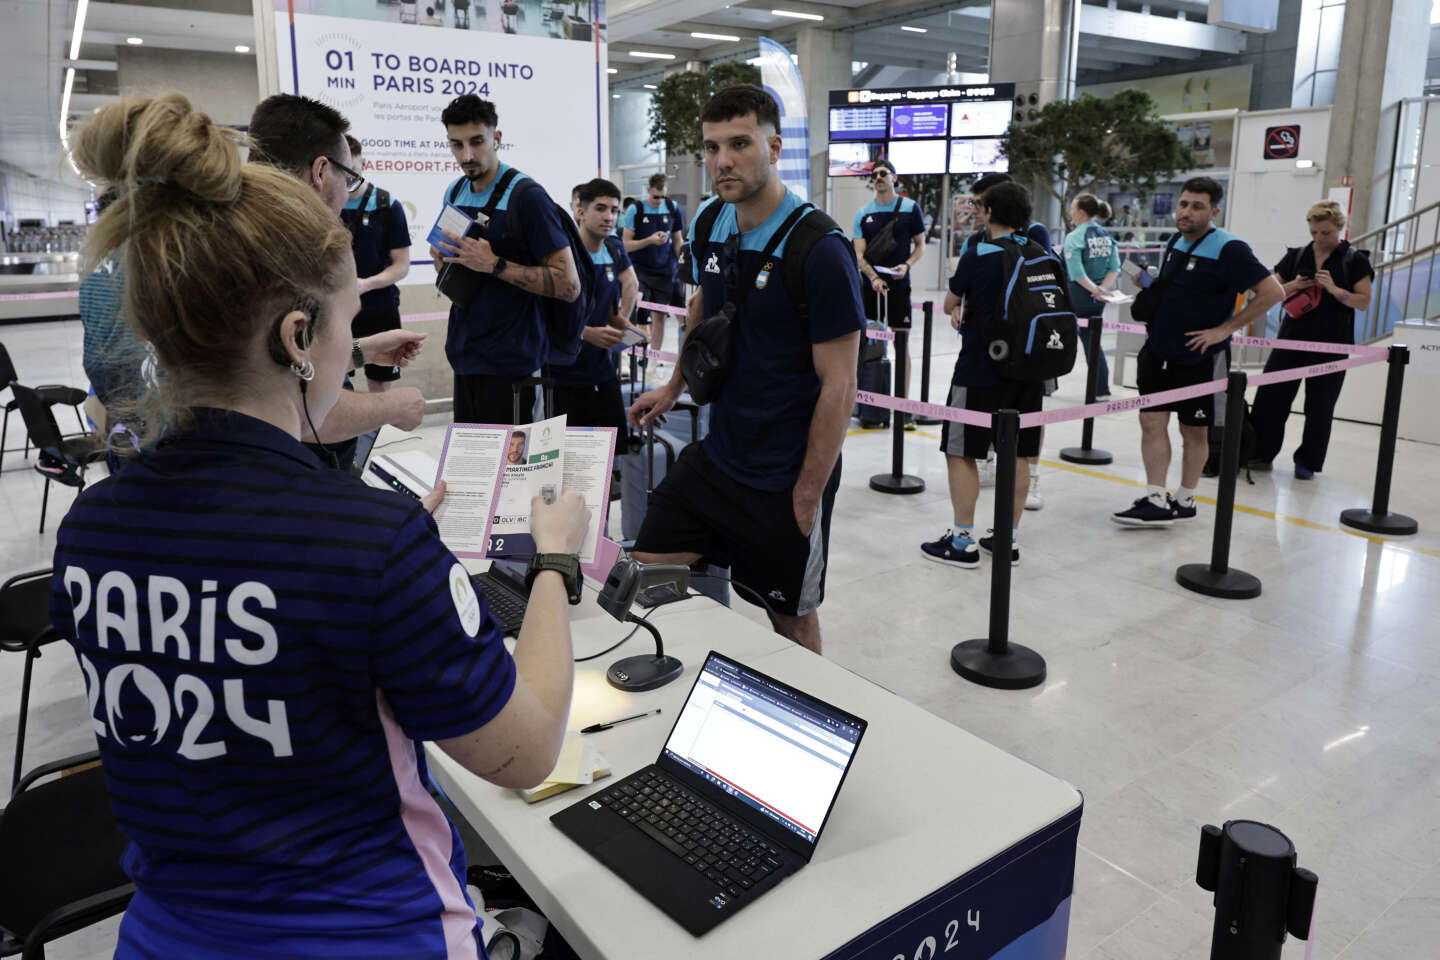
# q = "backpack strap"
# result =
<box><xmin>731</xmin><ymin>203</ymin><xmax>813</xmax><ymax>310</ymax></box>
<box><xmin>780</xmin><ymin>209</ymin><xmax>854</xmax><ymax>321</ymax></box>
<box><xmin>691</xmin><ymin>198</ymin><xmax>725</xmax><ymax>285</ymax></box>
<box><xmin>373</xmin><ymin>187</ymin><xmax>391</xmax><ymax>234</ymax></box>
<box><xmin>447</xmin><ymin>176</ymin><xmax>467</xmax><ymax>205</ymax></box>
<box><xmin>666</xmin><ymin>198</ymin><xmax>678</xmax><ymax>222</ymax></box>
<box><xmin>479</xmin><ymin>168</ymin><xmax>521</xmax><ymax>220</ymax></box>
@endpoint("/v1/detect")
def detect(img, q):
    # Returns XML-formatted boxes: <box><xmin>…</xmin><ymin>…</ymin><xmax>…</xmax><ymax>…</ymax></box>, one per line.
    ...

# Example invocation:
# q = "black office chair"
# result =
<box><xmin>10</xmin><ymin>383</ymin><xmax>106</xmax><ymax>534</ymax></box>
<box><xmin>0</xmin><ymin>569</ymin><xmax>68</xmax><ymax>795</ymax></box>
<box><xmin>0</xmin><ymin>344</ymin><xmax>87</xmax><ymax>473</ymax></box>
<box><xmin>0</xmin><ymin>753</ymin><xmax>134</xmax><ymax>960</ymax></box>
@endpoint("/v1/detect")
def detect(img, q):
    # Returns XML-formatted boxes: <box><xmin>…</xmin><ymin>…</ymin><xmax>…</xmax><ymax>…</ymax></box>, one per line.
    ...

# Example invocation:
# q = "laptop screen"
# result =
<box><xmin>662</xmin><ymin>652</ymin><xmax>866</xmax><ymax>847</ymax></box>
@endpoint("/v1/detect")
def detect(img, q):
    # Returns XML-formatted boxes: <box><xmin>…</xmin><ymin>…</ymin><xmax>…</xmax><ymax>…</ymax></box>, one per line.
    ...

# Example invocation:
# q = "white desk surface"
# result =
<box><xmin>428</xmin><ymin>597</ymin><xmax>1082</xmax><ymax>960</ymax></box>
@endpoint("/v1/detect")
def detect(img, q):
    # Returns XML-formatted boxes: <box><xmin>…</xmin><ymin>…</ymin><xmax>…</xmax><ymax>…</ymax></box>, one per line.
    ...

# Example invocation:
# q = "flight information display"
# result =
<box><xmin>828</xmin><ymin>107</ymin><xmax>889</xmax><ymax>142</ymax></box>
<box><xmin>827</xmin><ymin>82</ymin><xmax>1016</xmax><ymax>178</ymax></box>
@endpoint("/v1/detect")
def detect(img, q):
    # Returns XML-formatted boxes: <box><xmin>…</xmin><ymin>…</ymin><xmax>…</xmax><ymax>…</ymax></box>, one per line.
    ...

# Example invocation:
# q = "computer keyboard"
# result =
<box><xmin>472</xmin><ymin>569</ymin><xmax>528</xmax><ymax>636</ymax></box>
<box><xmin>594</xmin><ymin>770</ymin><xmax>784</xmax><ymax>899</ymax></box>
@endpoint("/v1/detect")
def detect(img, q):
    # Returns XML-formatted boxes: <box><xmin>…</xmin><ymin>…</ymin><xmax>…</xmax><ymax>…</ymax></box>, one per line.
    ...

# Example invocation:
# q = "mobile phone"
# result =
<box><xmin>619</xmin><ymin>327</ymin><xmax>648</xmax><ymax>349</ymax></box>
<box><xmin>1299</xmin><ymin>271</ymin><xmax>1315</xmax><ymax>279</ymax></box>
<box><xmin>1121</xmin><ymin>260</ymin><xmax>1154</xmax><ymax>289</ymax></box>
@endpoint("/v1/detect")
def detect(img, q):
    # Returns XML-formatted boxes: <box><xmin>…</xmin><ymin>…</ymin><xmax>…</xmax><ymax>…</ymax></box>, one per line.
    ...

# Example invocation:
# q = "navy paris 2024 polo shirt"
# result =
<box><xmin>1148</xmin><ymin>228</ymin><xmax>1270</xmax><ymax>364</ymax></box>
<box><xmin>443</xmin><ymin>163</ymin><xmax>570</xmax><ymax>378</ymax></box>
<box><xmin>851</xmin><ymin>196</ymin><xmax>926</xmax><ymax>283</ymax></box>
<box><xmin>622</xmin><ymin>198</ymin><xmax>684</xmax><ymax>281</ymax></box>
<box><xmin>545</xmin><ymin>236</ymin><xmax>632</xmax><ymax>388</ymax></box>
<box><xmin>50</xmin><ymin>409</ymin><xmax>512</xmax><ymax>959</ymax></box>
<box><xmin>341</xmin><ymin>185</ymin><xmax>411</xmax><ymax>315</ymax></box>
<box><xmin>689</xmin><ymin>190</ymin><xmax>865</xmax><ymax>492</ymax></box>
<box><xmin>948</xmin><ymin>224</ymin><xmax>1052</xmax><ymax>388</ymax></box>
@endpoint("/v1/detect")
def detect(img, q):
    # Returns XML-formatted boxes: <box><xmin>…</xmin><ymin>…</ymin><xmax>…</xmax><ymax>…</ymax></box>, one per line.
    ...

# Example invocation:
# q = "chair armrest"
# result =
<box><xmin>22</xmin><ymin>884</ymin><xmax>135</xmax><ymax>960</ymax></box>
<box><xmin>0</xmin><ymin>569</ymin><xmax>52</xmax><ymax>592</ymax></box>
<box><xmin>13</xmin><ymin>750</ymin><xmax>103</xmax><ymax>796</ymax></box>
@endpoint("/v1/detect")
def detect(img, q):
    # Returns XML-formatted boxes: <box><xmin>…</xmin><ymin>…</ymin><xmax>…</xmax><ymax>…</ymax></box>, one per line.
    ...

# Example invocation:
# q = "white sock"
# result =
<box><xmin>1147</xmin><ymin>485</ymin><xmax>1166</xmax><ymax>504</ymax></box>
<box><xmin>1175</xmin><ymin>485</ymin><xmax>1196</xmax><ymax>505</ymax></box>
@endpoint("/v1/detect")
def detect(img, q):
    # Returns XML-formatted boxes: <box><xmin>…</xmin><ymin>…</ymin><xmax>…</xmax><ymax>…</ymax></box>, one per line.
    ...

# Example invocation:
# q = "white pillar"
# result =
<box><xmin>796</xmin><ymin>26</ymin><xmax>853</xmax><ymax>211</ymax></box>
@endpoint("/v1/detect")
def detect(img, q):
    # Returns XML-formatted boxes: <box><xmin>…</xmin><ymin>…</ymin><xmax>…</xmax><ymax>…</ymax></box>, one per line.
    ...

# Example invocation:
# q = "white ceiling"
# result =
<box><xmin>3</xmin><ymin>0</ymin><xmax>1250</xmax><ymax>188</ymax></box>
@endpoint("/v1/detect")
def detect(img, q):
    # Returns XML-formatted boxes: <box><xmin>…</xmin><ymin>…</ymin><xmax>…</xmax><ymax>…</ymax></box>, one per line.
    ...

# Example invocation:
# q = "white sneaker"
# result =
<box><xmin>978</xmin><ymin>455</ymin><xmax>996</xmax><ymax>487</ymax></box>
<box><xmin>1025</xmin><ymin>474</ymin><xmax>1044</xmax><ymax>511</ymax></box>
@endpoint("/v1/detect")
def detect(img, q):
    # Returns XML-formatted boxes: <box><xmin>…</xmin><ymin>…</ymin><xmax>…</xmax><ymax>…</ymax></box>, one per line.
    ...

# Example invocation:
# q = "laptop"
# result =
<box><xmin>472</xmin><ymin>560</ymin><xmax>530</xmax><ymax>637</ymax></box>
<box><xmin>551</xmin><ymin>651</ymin><xmax>867</xmax><ymax>936</ymax></box>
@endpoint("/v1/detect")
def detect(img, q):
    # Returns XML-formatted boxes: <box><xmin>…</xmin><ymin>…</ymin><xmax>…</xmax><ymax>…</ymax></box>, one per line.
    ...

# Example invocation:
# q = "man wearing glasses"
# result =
<box><xmin>852</xmin><ymin>159</ymin><xmax>926</xmax><ymax>422</ymax></box>
<box><xmin>622</xmin><ymin>172</ymin><xmax>686</xmax><ymax>358</ymax></box>
<box><xmin>249</xmin><ymin>94</ymin><xmax>427</xmax><ymax>468</ymax></box>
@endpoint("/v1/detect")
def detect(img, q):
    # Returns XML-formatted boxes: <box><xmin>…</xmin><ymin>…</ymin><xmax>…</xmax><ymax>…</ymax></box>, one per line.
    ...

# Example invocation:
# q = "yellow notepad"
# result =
<box><xmin>519</xmin><ymin>735</ymin><xmax>612</xmax><ymax>803</ymax></box>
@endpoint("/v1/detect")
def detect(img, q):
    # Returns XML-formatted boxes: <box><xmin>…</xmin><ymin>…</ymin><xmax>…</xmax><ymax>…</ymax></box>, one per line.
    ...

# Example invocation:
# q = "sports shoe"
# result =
<box><xmin>1024</xmin><ymin>474</ymin><xmax>1044</xmax><ymax>511</ymax></box>
<box><xmin>920</xmin><ymin>530</ymin><xmax>980</xmax><ymax>568</ymax></box>
<box><xmin>977</xmin><ymin>454</ymin><xmax>996</xmax><ymax>487</ymax></box>
<box><xmin>1112</xmin><ymin>494</ymin><xmax>1174</xmax><ymax>527</ymax></box>
<box><xmin>977</xmin><ymin>529</ymin><xmax>1020</xmax><ymax>566</ymax></box>
<box><xmin>902</xmin><ymin>414</ymin><xmax>917</xmax><ymax>432</ymax></box>
<box><xmin>1169</xmin><ymin>495</ymin><xmax>1197</xmax><ymax>521</ymax></box>
<box><xmin>1248</xmin><ymin>459</ymin><xmax>1274</xmax><ymax>472</ymax></box>
<box><xmin>1294</xmin><ymin>463</ymin><xmax>1315</xmax><ymax>480</ymax></box>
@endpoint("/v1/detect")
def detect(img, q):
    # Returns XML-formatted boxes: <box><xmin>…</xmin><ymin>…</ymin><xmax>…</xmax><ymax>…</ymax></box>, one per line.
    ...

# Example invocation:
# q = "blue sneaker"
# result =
<box><xmin>1169</xmin><ymin>495</ymin><xmax>1197</xmax><ymax>522</ymax></box>
<box><xmin>921</xmin><ymin>530</ymin><xmax>980</xmax><ymax>569</ymax></box>
<box><xmin>1112</xmin><ymin>494</ymin><xmax>1174</xmax><ymax>527</ymax></box>
<box><xmin>1294</xmin><ymin>463</ymin><xmax>1315</xmax><ymax>480</ymax></box>
<box><xmin>978</xmin><ymin>529</ymin><xmax>1020</xmax><ymax>566</ymax></box>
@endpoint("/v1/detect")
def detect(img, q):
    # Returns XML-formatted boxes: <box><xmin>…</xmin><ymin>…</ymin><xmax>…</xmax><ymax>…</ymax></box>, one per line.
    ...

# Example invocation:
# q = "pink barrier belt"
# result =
<box><xmin>400</xmin><ymin>310</ymin><xmax>450</xmax><ymax>324</ymax></box>
<box><xmin>626</xmin><ymin>344</ymin><xmax>681</xmax><ymax>364</ymax></box>
<box><xmin>638</xmin><ymin>299</ymin><xmax>688</xmax><ymax>318</ymax></box>
<box><xmin>1074</xmin><ymin>316</ymin><xmax>1389</xmax><ymax>357</ymax></box>
<box><xmin>866</xmin><ymin>328</ymin><xmax>895</xmax><ymax>341</ymax></box>
<box><xmin>0</xmin><ymin>290</ymin><xmax>77</xmax><ymax>302</ymax></box>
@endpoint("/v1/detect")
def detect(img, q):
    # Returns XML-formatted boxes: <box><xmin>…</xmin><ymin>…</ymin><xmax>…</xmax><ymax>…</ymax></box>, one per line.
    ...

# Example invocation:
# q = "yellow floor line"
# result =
<box><xmin>1036</xmin><ymin>457</ymin><xmax>1440</xmax><ymax>559</ymax></box>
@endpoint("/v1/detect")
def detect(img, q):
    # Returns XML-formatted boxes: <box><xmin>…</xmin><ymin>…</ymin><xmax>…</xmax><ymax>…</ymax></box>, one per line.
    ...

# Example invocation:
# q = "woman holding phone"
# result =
<box><xmin>1250</xmin><ymin>201</ymin><xmax>1373</xmax><ymax>478</ymax></box>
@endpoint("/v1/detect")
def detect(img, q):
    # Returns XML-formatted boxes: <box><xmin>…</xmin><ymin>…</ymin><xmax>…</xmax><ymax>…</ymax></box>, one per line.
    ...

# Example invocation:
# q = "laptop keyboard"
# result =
<box><xmin>595</xmin><ymin>770</ymin><xmax>784</xmax><ymax>898</ymax></box>
<box><xmin>472</xmin><ymin>572</ymin><xmax>527</xmax><ymax>636</ymax></box>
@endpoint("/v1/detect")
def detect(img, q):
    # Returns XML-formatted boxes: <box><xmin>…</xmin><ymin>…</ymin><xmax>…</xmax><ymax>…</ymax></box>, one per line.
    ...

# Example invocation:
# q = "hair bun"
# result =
<box><xmin>72</xmin><ymin>93</ymin><xmax>243</xmax><ymax>205</ymax></box>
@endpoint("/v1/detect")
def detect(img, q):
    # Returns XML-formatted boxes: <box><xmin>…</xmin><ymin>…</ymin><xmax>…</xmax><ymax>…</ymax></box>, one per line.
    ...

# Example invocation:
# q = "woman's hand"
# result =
<box><xmin>422</xmin><ymin>480</ymin><xmax>447</xmax><ymax>514</ymax></box>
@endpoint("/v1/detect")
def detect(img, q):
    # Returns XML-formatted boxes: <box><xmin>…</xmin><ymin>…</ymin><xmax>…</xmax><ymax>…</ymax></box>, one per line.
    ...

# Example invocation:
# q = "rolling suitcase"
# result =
<box><xmin>854</xmin><ymin>288</ymin><xmax>892</xmax><ymax>428</ymax></box>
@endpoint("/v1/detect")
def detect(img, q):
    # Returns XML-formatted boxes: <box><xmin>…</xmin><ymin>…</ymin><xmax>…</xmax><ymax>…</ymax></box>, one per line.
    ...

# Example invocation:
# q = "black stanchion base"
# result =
<box><xmin>1175</xmin><ymin>564</ymin><xmax>1262</xmax><ymax>599</ymax></box>
<box><xmin>869</xmin><ymin>473</ymin><xmax>926</xmax><ymax>494</ymax></box>
<box><xmin>914</xmin><ymin>416</ymin><xmax>942</xmax><ymax>425</ymax></box>
<box><xmin>1059</xmin><ymin>446</ymin><xmax>1114</xmax><ymax>465</ymax></box>
<box><xmin>950</xmin><ymin>639</ymin><xmax>1047</xmax><ymax>690</ymax></box>
<box><xmin>1339</xmin><ymin>508</ymin><xmax>1419</xmax><ymax>536</ymax></box>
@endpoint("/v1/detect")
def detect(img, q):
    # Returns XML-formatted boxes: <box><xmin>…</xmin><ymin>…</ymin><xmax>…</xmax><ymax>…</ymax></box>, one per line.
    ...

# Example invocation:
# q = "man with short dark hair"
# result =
<box><xmin>570</xmin><ymin>183</ymin><xmax>585</xmax><ymax>224</ymax></box>
<box><xmin>627</xmin><ymin>85</ymin><xmax>863</xmax><ymax>654</ymax></box>
<box><xmin>341</xmin><ymin>135</ymin><xmax>412</xmax><ymax>394</ymax></box>
<box><xmin>248</xmin><ymin>94</ymin><xmax>357</xmax><ymax>216</ymax></box>
<box><xmin>923</xmin><ymin>181</ymin><xmax>1044</xmax><ymax>569</ymax></box>
<box><xmin>543</xmin><ymin>178</ymin><xmax>641</xmax><ymax>431</ymax></box>
<box><xmin>248</xmin><ymin>95</ymin><xmax>426</xmax><ymax>464</ymax></box>
<box><xmin>622</xmin><ymin>171</ymin><xmax>685</xmax><ymax>355</ymax></box>
<box><xmin>1112</xmin><ymin>176</ymin><xmax>1282</xmax><ymax>526</ymax></box>
<box><xmin>430</xmin><ymin>95</ymin><xmax>581</xmax><ymax>425</ymax></box>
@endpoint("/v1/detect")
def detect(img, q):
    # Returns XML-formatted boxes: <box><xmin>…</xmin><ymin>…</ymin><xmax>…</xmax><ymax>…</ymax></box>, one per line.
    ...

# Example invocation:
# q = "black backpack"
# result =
<box><xmin>984</xmin><ymin>235</ymin><xmax>1078</xmax><ymax>381</ymax></box>
<box><xmin>439</xmin><ymin>171</ymin><xmax>595</xmax><ymax>364</ymax></box>
<box><xmin>691</xmin><ymin>198</ymin><xmax>856</xmax><ymax>323</ymax></box>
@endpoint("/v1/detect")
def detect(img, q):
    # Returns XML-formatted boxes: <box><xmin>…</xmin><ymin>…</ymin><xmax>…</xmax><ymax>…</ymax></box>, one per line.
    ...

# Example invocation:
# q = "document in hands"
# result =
<box><xmin>431</xmin><ymin>416</ymin><xmax>617</xmax><ymax>562</ymax></box>
<box><xmin>426</xmin><ymin>203</ymin><xmax>481</xmax><ymax>251</ymax></box>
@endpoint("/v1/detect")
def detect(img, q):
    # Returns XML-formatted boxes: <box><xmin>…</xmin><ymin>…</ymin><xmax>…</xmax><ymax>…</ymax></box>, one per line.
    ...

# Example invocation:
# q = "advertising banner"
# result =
<box><xmin>755</xmin><ymin>36</ymin><xmax>810</xmax><ymax>202</ymax></box>
<box><xmin>274</xmin><ymin>1</ymin><xmax>608</xmax><ymax>280</ymax></box>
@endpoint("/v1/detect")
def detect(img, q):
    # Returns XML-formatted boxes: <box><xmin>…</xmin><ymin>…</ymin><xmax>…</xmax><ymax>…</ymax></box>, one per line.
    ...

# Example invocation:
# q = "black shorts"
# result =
<box><xmin>453</xmin><ymin>373</ymin><xmax>537</xmax><ymax>425</ymax></box>
<box><xmin>351</xmin><ymin>307</ymin><xmax>404</xmax><ymax>382</ymax></box>
<box><xmin>550</xmin><ymin>379</ymin><xmax>626</xmax><ymax>431</ymax></box>
<box><xmin>862</xmin><ymin>282</ymin><xmax>912</xmax><ymax>329</ymax></box>
<box><xmin>635</xmin><ymin>270</ymin><xmax>683</xmax><ymax>324</ymax></box>
<box><xmin>1136</xmin><ymin>344</ymin><xmax>1229</xmax><ymax>427</ymax></box>
<box><xmin>634</xmin><ymin>443</ymin><xmax>841</xmax><ymax>618</ymax></box>
<box><xmin>940</xmin><ymin>381</ymin><xmax>1044</xmax><ymax>460</ymax></box>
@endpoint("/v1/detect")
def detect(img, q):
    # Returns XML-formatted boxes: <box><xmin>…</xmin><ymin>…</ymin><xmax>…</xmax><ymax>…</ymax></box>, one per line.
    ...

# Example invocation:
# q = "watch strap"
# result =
<box><xmin>526</xmin><ymin>552</ymin><xmax>581</xmax><ymax>605</ymax></box>
<box><xmin>351</xmin><ymin>339</ymin><xmax>364</xmax><ymax>371</ymax></box>
<box><xmin>493</xmin><ymin>256</ymin><xmax>507</xmax><ymax>276</ymax></box>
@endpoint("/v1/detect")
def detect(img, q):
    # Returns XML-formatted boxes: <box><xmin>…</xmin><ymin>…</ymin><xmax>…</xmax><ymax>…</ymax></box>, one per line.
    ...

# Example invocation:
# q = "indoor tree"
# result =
<box><xmin>1001</xmin><ymin>88</ymin><xmax>1190</xmax><ymax>229</ymax></box>
<box><xmin>647</xmin><ymin>61</ymin><xmax>762</xmax><ymax>163</ymax></box>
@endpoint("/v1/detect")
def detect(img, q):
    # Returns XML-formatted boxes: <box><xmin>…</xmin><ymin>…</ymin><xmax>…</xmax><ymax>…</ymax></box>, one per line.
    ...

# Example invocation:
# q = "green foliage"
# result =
<box><xmin>647</xmin><ymin>62</ymin><xmax>763</xmax><ymax>162</ymax></box>
<box><xmin>1002</xmin><ymin>89</ymin><xmax>1191</xmax><ymax>228</ymax></box>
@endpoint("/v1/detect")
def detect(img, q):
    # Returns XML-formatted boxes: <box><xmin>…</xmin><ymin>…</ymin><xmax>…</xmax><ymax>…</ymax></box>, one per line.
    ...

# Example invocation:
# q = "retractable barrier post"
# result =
<box><xmin>1177</xmin><ymin>371</ymin><xmax>1262</xmax><ymax>599</ymax></box>
<box><xmin>1341</xmin><ymin>344</ymin><xmax>1419</xmax><ymax>535</ymax></box>
<box><xmin>1060</xmin><ymin>316</ymin><xmax>1114</xmax><ymax>465</ymax></box>
<box><xmin>1197</xmin><ymin>820</ymin><xmax>1317</xmax><ymax>960</ymax></box>
<box><xmin>914</xmin><ymin>301</ymin><xmax>941</xmax><ymax>426</ymax></box>
<box><xmin>870</xmin><ymin>326</ymin><xmax>924</xmax><ymax>494</ymax></box>
<box><xmin>951</xmin><ymin>409</ymin><xmax>1047</xmax><ymax>689</ymax></box>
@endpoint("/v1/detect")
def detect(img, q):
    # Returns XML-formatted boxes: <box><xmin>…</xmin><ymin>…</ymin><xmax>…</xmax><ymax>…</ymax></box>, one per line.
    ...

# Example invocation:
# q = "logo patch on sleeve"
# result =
<box><xmin>449</xmin><ymin>563</ymin><xmax>482</xmax><ymax>637</ymax></box>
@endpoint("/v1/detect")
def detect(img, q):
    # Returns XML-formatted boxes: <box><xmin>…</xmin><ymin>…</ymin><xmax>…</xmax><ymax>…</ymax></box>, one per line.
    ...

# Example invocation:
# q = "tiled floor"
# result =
<box><xmin>3</xmin><ymin>302</ymin><xmax>1438</xmax><ymax>958</ymax></box>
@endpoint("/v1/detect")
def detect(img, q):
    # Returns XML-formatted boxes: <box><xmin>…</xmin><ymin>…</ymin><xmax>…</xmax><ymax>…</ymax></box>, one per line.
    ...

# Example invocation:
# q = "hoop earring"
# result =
<box><xmin>291</xmin><ymin>360</ymin><xmax>315</xmax><ymax>382</ymax></box>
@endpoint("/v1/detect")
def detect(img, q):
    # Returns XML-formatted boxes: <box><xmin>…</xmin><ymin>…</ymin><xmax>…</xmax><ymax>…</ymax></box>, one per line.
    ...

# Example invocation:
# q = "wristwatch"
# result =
<box><xmin>351</xmin><ymin>338</ymin><xmax>364</xmax><ymax>372</ymax></box>
<box><xmin>526</xmin><ymin>552</ymin><xmax>581</xmax><ymax>605</ymax></box>
<box><xmin>492</xmin><ymin>256</ymin><xmax>507</xmax><ymax>276</ymax></box>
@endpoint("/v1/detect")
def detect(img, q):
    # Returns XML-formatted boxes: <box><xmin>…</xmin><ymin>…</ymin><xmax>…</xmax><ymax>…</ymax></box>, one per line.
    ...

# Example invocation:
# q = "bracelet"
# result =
<box><xmin>351</xmin><ymin>339</ymin><xmax>364</xmax><ymax>371</ymax></box>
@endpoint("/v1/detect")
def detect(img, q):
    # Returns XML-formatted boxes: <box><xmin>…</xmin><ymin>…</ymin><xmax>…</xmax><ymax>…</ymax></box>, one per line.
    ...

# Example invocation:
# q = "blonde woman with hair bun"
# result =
<box><xmin>48</xmin><ymin>93</ymin><xmax>590</xmax><ymax>959</ymax></box>
<box><xmin>1249</xmin><ymin>197</ymin><xmax>1373</xmax><ymax>478</ymax></box>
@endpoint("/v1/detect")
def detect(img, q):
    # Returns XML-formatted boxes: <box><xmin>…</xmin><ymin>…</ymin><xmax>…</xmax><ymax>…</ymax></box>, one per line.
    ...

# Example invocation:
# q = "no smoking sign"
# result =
<box><xmin>1264</xmin><ymin>125</ymin><xmax>1300</xmax><ymax>160</ymax></box>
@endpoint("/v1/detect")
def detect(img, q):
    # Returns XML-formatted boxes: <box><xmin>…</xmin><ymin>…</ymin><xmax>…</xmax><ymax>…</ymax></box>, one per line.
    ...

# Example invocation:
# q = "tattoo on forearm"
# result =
<box><xmin>542</xmin><ymin>265</ymin><xmax>556</xmax><ymax>299</ymax></box>
<box><xmin>504</xmin><ymin>264</ymin><xmax>574</xmax><ymax>300</ymax></box>
<box><xmin>480</xmin><ymin>754</ymin><xmax>516</xmax><ymax>777</ymax></box>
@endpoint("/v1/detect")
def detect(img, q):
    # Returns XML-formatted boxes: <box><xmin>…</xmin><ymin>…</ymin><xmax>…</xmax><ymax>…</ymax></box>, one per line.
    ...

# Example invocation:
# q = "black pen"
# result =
<box><xmin>580</xmin><ymin>708</ymin><xmax>662</xmax><ymax>734</ymax></box>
